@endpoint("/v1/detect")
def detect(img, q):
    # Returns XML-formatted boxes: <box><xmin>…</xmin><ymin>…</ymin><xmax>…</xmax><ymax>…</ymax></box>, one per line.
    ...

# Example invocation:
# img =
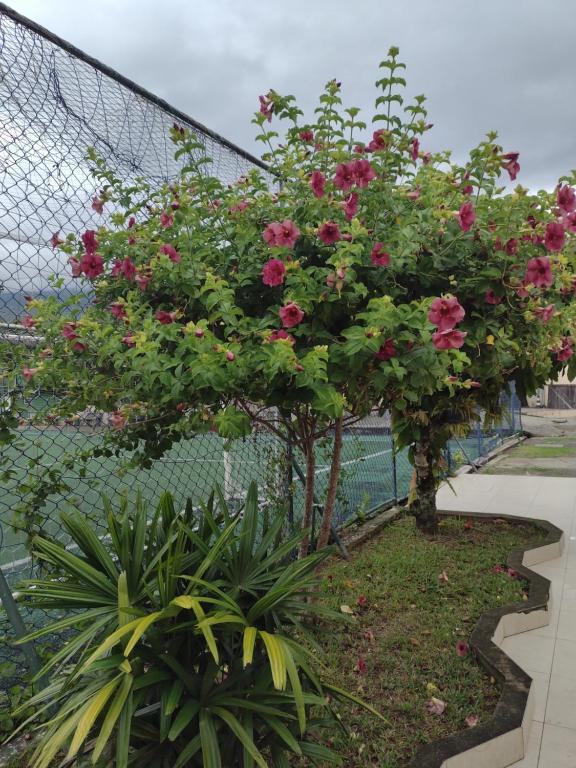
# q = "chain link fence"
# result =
<box><xmin>0</xmin><ymin>2</ymin><xmax>523</xmax><ymax>723</ymax></box>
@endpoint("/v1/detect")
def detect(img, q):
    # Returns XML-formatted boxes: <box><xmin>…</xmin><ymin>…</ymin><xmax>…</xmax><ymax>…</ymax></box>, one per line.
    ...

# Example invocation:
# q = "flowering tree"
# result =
<box><xmin>23</xmin><ymin>48</ymin><xmax>575</xmax><ymax>544</ymax></box>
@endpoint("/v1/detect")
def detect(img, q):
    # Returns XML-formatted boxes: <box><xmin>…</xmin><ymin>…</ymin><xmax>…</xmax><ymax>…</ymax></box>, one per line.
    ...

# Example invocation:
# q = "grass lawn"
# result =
<box><xmin>306</xmin><ymin>513</ymin><xmax>542</xmax><ymax>768</ymax></box>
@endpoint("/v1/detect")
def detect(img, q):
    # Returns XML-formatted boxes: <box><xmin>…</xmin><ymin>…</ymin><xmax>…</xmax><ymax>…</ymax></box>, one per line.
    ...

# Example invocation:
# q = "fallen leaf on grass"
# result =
<box><xmin>456</xmin><ymin>640</ymin><xmax>469</xmax><ymax>657</ymax></box>
<box><xmin>363</xmin><ymin>629</ymin><xmax>376</xmax><ymax>643</ymax></box>
<box><xmin>355</xmin><ymin>657</ymin><xmax>367</xmax><ymax>674</ymax></box>
<box><xmin>426</xmin><ymin>697</ymin><xmax>446</xmax><ymax>715</ymax></box>
<box><xmin>465</xmin><ymin>714</ymin><xmax>479</xmax><ymax>728</ymax></box>
<box><xmin>340</xmin><ymin>604</ymin><xmax>355</xmax><ymax>615</ymax></box>
<box><xmin>438</xmin><ymin>570</ymin><xmax>449</xmax><ymax>583</ymax></box>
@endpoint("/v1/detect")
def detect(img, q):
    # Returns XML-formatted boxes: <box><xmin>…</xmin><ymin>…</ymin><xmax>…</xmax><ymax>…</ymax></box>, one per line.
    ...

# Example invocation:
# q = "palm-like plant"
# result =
<box><xmin>12</xmin><ymin>483</ymin><xmax>380</xmax><ymax>767</ymax></box>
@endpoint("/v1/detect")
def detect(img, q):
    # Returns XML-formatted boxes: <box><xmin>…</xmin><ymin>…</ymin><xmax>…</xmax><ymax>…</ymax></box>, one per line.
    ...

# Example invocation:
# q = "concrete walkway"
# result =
<box><xmin>437</xmin><ymin>474</ymin><xmax>576</xmax><ymax>768</ymax></box>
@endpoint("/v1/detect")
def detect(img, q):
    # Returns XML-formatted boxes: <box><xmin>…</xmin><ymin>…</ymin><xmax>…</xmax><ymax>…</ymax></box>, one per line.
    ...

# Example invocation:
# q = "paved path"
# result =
<box><xmin>437</xmin><ymin>474</ymin><xmax>576</xmax><ymax>768</ymax></box>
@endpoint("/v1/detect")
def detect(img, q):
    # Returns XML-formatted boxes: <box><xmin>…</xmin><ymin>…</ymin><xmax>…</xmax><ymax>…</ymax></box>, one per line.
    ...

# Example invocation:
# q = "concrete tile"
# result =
<box><xmin>538</xmin><ymin>724</ymin><xmax>576</xmax><ymax>767</ymax></box>
<box><xmin>545</xmin><ymin>674</ymin><xmax>576</xmax><ymax>730</ymax></box>
<box><xmin>551</xmin><ymin>639</ymin><xmax>576</xmax><ymax>678</ymax></box>
<box><xmin>526</xmin><ymin>670</ymin><xmax>551</xmax><ymax>723</ymax></box>
<box><xmin>510</xmin><ymin>719</ymin><xmax>543</xmax><ymax>767</ymax></box>
<box><xmin>556</xmin><ymin>610</ymin><xmax>576</xmax><ymax>642</ymax></box>
<box><xmin>501</xmin><ymin>634</ymin><xmax>556</xmax><ymax>675</ymax></box>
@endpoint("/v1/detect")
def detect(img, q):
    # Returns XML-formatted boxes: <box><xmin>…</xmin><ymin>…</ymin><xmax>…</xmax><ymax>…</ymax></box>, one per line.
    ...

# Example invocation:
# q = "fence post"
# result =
<box><xmin>0</xmin><ymin>568</ymin><xmax>42</xmax><ymax>679</ymax></box>
<box><xmin>391</xmin><ymin>434</ymin><xmax>398</xmax><ymax>502</ymax></box>
<box><xmin>475</xmin><ymin>420</ymin><xmax>483</xmax><ymax>459</ymax></box>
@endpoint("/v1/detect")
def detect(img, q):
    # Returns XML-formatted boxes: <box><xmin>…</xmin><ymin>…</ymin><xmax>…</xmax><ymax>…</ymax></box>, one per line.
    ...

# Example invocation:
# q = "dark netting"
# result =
<box><xmin>0</xmin><ymin>3</ymin><xmax>523</xmax><ymax>708</ymax></box>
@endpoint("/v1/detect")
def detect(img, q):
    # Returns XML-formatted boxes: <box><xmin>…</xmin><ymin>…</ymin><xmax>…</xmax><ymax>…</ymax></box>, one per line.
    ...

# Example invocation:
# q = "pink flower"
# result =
<box><xmin>343</xmin><ymin>192</ymin><xmax>359</xmax><ymax>221</ymax></box>
<box><xmin>457</xmin><ymin>201</ymin><xmax>476</xmax><ymax>232</ymax></box>
<box><xmin>155</xmin><ymin>310</ymin><xmax>177</xmax><ymax>324</ymax></box>
<box><xmin>367</xmin><ymin>129</ymin><xmax>387</xmax><ymax>152</ymax></box>
<box><xmin>259</xmin><ymin>94</ymin><xmax>273</xmax><ymax>122</ymax></box>
<box><xmin>535</xmin><ymin>304</ymin><xmax>555</xmax><ymax>323</ymax></box>
<box><xmin>262</xmin><ymin>258</ymin><xmax>286</xmax><ymax>287</ymax></box>
<box><xmin>22</xmin><ymin>367</ymin><xmax>38</xmax><ymax>382</ymax></box>
<box><xmin>544</xmin><ymin>221</ymin><xmax>566</xmax><ymax>252</ymax></box>
<box><xmin>79</xmin><ymin>252</ymin><xmax>104</xmax><ymax>279</ymax></box>
<box><xmin>502</xmin><ymin>152</ymin><xmax>520</xmax><ymax>180</ymax></box>
<box><xmin>160</xmin><ymin>212</ymin><xmax>174</xmax><ymax>229</ymax></box>
<box><xmin>428</xmin><ymin>297</ymin><xmax>465</xmax><ymax>331</ymax></box>
<box><xmin>91</xmin><ymin>195</ymin><xmax>104</xmax><ymax>214</ymax></box>
<box><xmin>110</xmin><ymin>412</ymin><xmax>127</xmax><ymax>430</ymax></box>
<box><xmin>81</xmin><ymin>230</ymin><xmax>98</xmax><ymax>254</ymax></box>
<box><xmin>262</xmin><ymin>219</ymin><xmax>300</xmax><ymax>248</ymax></box>
<box><xmin>505</xmin><ymin>238</ymin><xmax>519</xmax><ymax>256</ymax></box>
<box><xmin>194</xmin><ymin>328</ymin><xmax>205</xmax><ymax>338</ymax></box>
<box><xmin>562</xmin><ymin>211</ymin><xmax>576</xmax><ymax>233</ymax></box>
<box><xmin>421</xmin><ymin>151</ymin><xmax>432</xmax><ymax>165</ymax></box>
<box><xmin>432</xmin><ymin>329</ymin><xmax>467</xmax><ymax>350</ymax></box>
<box><xmin>73</xmin><ymin>342</ymin><xmax>87</xmax><ymax>352</ymax></box>
<box><xmin>50</xmin><ymin>232</ymin><xmax>63</xmax><ymax>249</ymax></box>
<box><xmin>456</xmin><ymin>641</ymin><xmax>469</xmax><ymax>657</ymax></box>
<box><xmin>352</xmin><ymin>159</ymin><xmax>376</xmax><ymax>187</ymax></box>
<box><xmin>557</xmin><ymin>185</ymin><xmax>576</xmax><ymax>214</ymax></box>
<box><xmin>357</xmin><ymin>595</ymin><xmax>368</xmax><ymax>608</ymax></box>
<box><xmin>160</xmin><ymin>244</ymin><xmax>181</xmax><ymax>262</ymax></box>
<box><xmin>112</xmin><ymin>257</ymin><xmax>137</xmax><ymax>281</ymax></box>
<box><xmin>127</xmin><ymin>216</ymin><xmax>136</xmax><ymax>228</ymax></box>
<box><xmin>310</xmin><ymin>170</ymin><xmax>326</xmax><ymax>198</ymax></box>
<box><xmin>22</xmin><ymin>315</ymin><xmax>36</xmax><ymax>329</ymax></box>
<box><xmin>462</xmin><ymin>184</ymin><xmax>473</xmax><ymax>195</ymax></box>
<box><xmin>226</xmin><ymin>350</ymin><xmax>235</xmax><ymax>362</ymax></box>
<box><xmin>525</xmin><ymin>256</ymin><xmax>553</xmax><ymax>287</ymax></box>
<box><xmin>556</xmin><ymin>337</ymin><xmax>574</xmax><ymax>362</ymax></box>
<box><xmin>507</xmin><ymin>568</ymin><xmax>519</xmax><ymax>579</ymax></box>
<box><xmin>230</xmin><ymin>200</ymin><xmax>249</xmax><ymax>213</ymax></box>
<box><xmin>376</xmin><ymin>339</ymin><xmax>397</xmax><ymax>361</ymax></box>
<box><xmin>371</xmin><ymin>243</ymin><xmax>391</xmax><ymax>267</ymax></box>
<box><xmin>109</xmin><ymin>303</ymin><xmax>127</xmax><ymax>320</ymax></box>
<box><xmin>69</xmin><ymin>257</ymin><xmax>82</xmax><ymax>278</ymax></box>
<box><xmin>268</xmin><ymin>329</ymin><xmax>295</xmax><ymax>344</ymax></box>
<box><xmin>410</xmin><ymin>137</ymin><xmax>420</xmax><ymax>161</ymax></box>
<box><xmin>426</xmin><ymin>697</ymin><xmax>446</xmax><ymax>716</ymax></box>
<box><xmin>334</xmin><ymin>162</ymin><xmax>355</xmax><ymax>191</ymax></box>
<box><xmin>136</xmin><ymin>272</ymin><xmax>151</xmax><ymax>291</ymax></box>
<box><xmin>492</xmin><ymin>564</ymin><xmax>505</xmax><ymax>574</ymax></box>
<box><xmin>299</xmin><ymin>129</ymin><xmax>314</xmax><ymax>143</ymax></box>
<box><xmin>61</xmin><ymin>323</ymin><xmax>78</xmax><ymax>341</ymax></box>
<box><xmin>122</xmin><ymin>335</ymin><xmax>136</xmax><ymax>347</ymax></box>
<box><xmin>485</xmin><ymin>290</ymin><xmax>503</xmax><ymax>305</ymax></box>
<box><xmin>318</xmin><ymin>221</ymin><xmax>341</xmax><ymax>245</ymax></box>
<box><xmin>354</xmin><ymin>657</ymin><xmax>367</xmax><ymax>674</ymax></box>
<box><xmin>465</xmin><ymin>714</ymin><xmax>479</xmax><ymax>728</ymax></box>
<box><xmin>279</xmin><ymin>302</ymin><xmax>304</xmax><ymax>328</ymax></box>
<box><xmin>407</xmin><ymin>187</ymin><xmax>421</xmax><ymax>201</ymax></box>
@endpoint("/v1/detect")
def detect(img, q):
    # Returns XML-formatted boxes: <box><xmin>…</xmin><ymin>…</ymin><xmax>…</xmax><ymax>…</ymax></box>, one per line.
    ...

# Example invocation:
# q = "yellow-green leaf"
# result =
<box><xmin>243</xmin><ymin>627</ymin><xmax>257</xmax><ymax>668</ymax></box>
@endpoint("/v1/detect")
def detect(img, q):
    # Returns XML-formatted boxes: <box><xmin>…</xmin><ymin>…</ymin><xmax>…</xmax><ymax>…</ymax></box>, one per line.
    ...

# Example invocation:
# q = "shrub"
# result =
<box><xmin>12</xmin><ymin>483</ymin><xmax>379</xmax><ymax>767</ymax></box>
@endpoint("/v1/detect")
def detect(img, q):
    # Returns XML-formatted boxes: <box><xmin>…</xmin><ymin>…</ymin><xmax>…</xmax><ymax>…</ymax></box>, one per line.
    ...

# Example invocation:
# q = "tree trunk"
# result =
<box><xmin>410</xmin><ymin>428</ymin><xmax>439</xmax><ymax>535</ymax></box>
<box><xmin>298</xmin><ymin>442</ymin><xmax>316</xmax><ymax>558</ymax></box>
<box><xmin>316</xmin><ymin>416</ymin><xmax>344</xmax><ymax>551</ymax></box>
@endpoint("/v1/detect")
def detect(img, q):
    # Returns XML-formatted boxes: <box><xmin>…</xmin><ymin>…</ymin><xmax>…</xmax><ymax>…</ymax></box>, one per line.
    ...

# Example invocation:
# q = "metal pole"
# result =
<box><xmin>0</xmin><ymin>567</ymin><xmax>42</xmax><ymax>678</ymax></box>
<box><xmin>391</xmin><ymin>435</ymin><xmax>398</xmax><ymax>501</ymax></box>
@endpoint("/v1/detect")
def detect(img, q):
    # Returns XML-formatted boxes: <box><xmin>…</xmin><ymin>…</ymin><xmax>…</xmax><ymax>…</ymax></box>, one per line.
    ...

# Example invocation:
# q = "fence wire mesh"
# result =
<box><xmin>0</xmin><ymin>2</ymin><xmax>523</xmax><ymax>716</ymax></box>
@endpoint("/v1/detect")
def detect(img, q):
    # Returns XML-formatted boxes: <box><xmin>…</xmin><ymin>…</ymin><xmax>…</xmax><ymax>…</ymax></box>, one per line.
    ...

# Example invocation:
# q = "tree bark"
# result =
<box><xmin>410</xmin><ymin>427</ymin><xmax>439</xmax><ymax>535</ymax></box>
<box><xmin>316</xmin><ymin>416</ymin><xmax>344</xmax><ymax>551</ymax></box>
<box><xmin>298</xmin><ymin>442</ymin><xmax>316</xmax><ymax>558</ymax></box>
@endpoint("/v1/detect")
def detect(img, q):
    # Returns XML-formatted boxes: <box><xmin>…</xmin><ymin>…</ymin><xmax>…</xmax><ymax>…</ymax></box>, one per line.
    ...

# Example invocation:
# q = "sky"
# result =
<box><xmin>4</xmin><ymin>0</ymin><xmax>576</xmax><ymax>191</ymax></box>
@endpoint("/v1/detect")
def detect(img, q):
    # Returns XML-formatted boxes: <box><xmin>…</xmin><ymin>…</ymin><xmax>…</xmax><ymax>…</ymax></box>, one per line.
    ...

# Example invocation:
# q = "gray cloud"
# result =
<box><xmin>6</xmin><ymin>0</ymin><xmax>576</xmax><ymax>189</ymax></box>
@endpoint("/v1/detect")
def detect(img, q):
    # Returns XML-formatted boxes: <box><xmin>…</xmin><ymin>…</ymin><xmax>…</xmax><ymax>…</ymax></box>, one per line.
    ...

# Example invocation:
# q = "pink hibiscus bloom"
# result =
<box><xmin>407</xmin><ymin>187</ymin><xmax>421</xmax><ymax>201</ymax></box>
<box><xmin>73</xmin><ymin>342</ymin><xmax>87</xmax><ymax>352</ymax></box>
<box><xmin>61</xmin><ymin>323</ymin><xmax>78</xmax><ymax>341</ymax></box>
<box><xmin>432</xmin><ymin>329</ymin><xmax>467</xmax><ymax>350</ymax></box>
<box><xmin>112</xmin><ymin>257</ymin><xmax>137</xmax><ymax>281</ymax></box>
<box><xmin>279</xmin><ymin>302</ymin><xmax>304</xmax><ymax>328</ymax></box>
<box><xmin>428</xmin><ymin>297</ymin><xmax>465</xmax><ymax>331</ymax></box>
<box><xmin>310</xmin><ymin>170</ymin><xmax>326</xmax><ymax>198</ymax></box>
<box><xmin>505</xmin><ymin>238</ymin><xmax>519</xmax><ymax>256</ymax></box>
<box><xmin>22</xmin><ymin>367</ymin><xmax>38</xmax><ymax>382</ymax></box>
<box><xmin>485</xmin><ymin>290</ymin><xmax>503</xmax><ymax>305</ymax></box>
<box><xmin>502</xmin><ymin>152</ymin><xmax>520</xmax><ymax>180</ymax></box>
<box><xmin>122</xmin><ymin>335</ymin><xmax>136</xmax><ymax>347</ymax></box>
<box><xmin>367</xmin><ymin>129</ymin><xmax>387</xmax><ymax>152</ymax></box>
<box><xmin>557</xmin><ymin>185</ymin><xmax>576</xmax><ymax>214</ymax></box>
<box><xmin>299</xmin><ymin>129</ymin><xmax>314</xmax><ymax>143</ymax></box>
<box><xmin>343</xmin><ymin>192</ymin><xmax>359</xmax><ymax>221</ymax></box>
<box><xmin>375</xmin><ymin>339</ymin><xmax>397</xmax><ymax>361</ymax></box>
<box><xmin>50</xmin><ymin>232</ymin><xmax>64</xmax><ymax>249</ymax></box>
<box><xmin>262</xmin><ymin>219</ymin><xmax>300</xmax><ymax>248</ymax></box>
<box><xmin>79</xmin><ymin>252</ymin><xmax>104</xmax><ymax>279</ymax></box>
<box><xmin>259</xmin><ymin>94</ymin><xmax>273</xmax><ymax>122</ymax></box>
<box><xmin>22</xmin><ymin>315</ymin><xmax>36</xmax><ymax>329</ymax></box>
<box><xmin>127</xmin><ymin>216</ymin><xmax>136</xmax><ymax>228</ymax></box>
<box><xmin>160</xmin><ymin>244</ymin><xmax>181</xmax><ymax>262</ymax></box>
<box><xmin>535</xmin><ymin>304</ymin><xmax>555</xmax><ymax>323</ymax></box>
<box><xmin>81</xmin><ymin>230</ymin><xmax>98</xmax><ymax>254</ymax></box>
<box><xmin>544</xmin><ymin>221</ymin><xmax>566</xmax><ymax>252</ymax></box>
<box><xmin>109</xmin><ymin>303</ymin><xmax>128</xmax><ymax>320</ymax></box>
<box><xmin>91</xmin><ymin>195</ymin><xmax>104</xmax><ymax>214</ymax></box>
<box><xmin>69</xmin><ymin>257</ymin><xmax>82</xmax><ymax>278</ymax></box>
<box><xmin>226</xmin><ymin>350</ymin><xmax>235</xmax><ymax>362</ymax></box>
<box><xmin>371</xmin><ymin>243</ymin><xmax>391</xmax><ymax>266</ymax></box>
<box><xmin>155</xmin><ymin>310</ymin><xmax>177</xmax><ymax>325</ymax></box>
<box><xmin>562</xmin><ymin>211</ymin><xmax>576</xmax><ymax>233</ymax></box>
<box><xmin>352</xmin><ymin>159</ymin><xmax>376</xmax><ymax>187</ymax></box>
<box><xmin>410</xmin><ymin>137</ymin><xmax>420</xmax><ymax>161</ymax></box>
<box><xmin>262</xmin><ymin>258</ymin><xmax>286</xmax><ymax>287</ymax></box>
<box><xmin>318</xmin><ymin>221</ymin><xmax>341</xmax><ymax>245</ymax></box>
<box><xmin>160</xmin><ymin>212</ymin><xmax>174</xmax><ymax>229</ymax></box>
<box><xmin>457</xmin><ymin>201</ymin><xmax>476</xmax><ymax>232</ymax></box>
<box><xmin>525</xmin><ymin>256</ymin><xmax>553</xmax><ymax>288</ymax></box>
<box><xmin>555</xmin><ymin>337</ymin><xmax>573</xmax><ymax>362</ymax></box>
<box><xmin>334</xmin><ymin>162</ymin><xmax>355</xmax><ymax>191</ymax></box>
<box><xmin>268</xmin><ymin>329</ymin><xmax>296</xmax><ymax>344</ymax></box>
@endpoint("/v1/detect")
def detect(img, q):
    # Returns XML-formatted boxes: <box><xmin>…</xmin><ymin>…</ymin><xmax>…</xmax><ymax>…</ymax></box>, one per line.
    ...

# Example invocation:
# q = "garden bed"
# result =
<box><xmin>308</xmin><ymin>513</ymin><xmax>545</xmax><ymax>767</ymax></box>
